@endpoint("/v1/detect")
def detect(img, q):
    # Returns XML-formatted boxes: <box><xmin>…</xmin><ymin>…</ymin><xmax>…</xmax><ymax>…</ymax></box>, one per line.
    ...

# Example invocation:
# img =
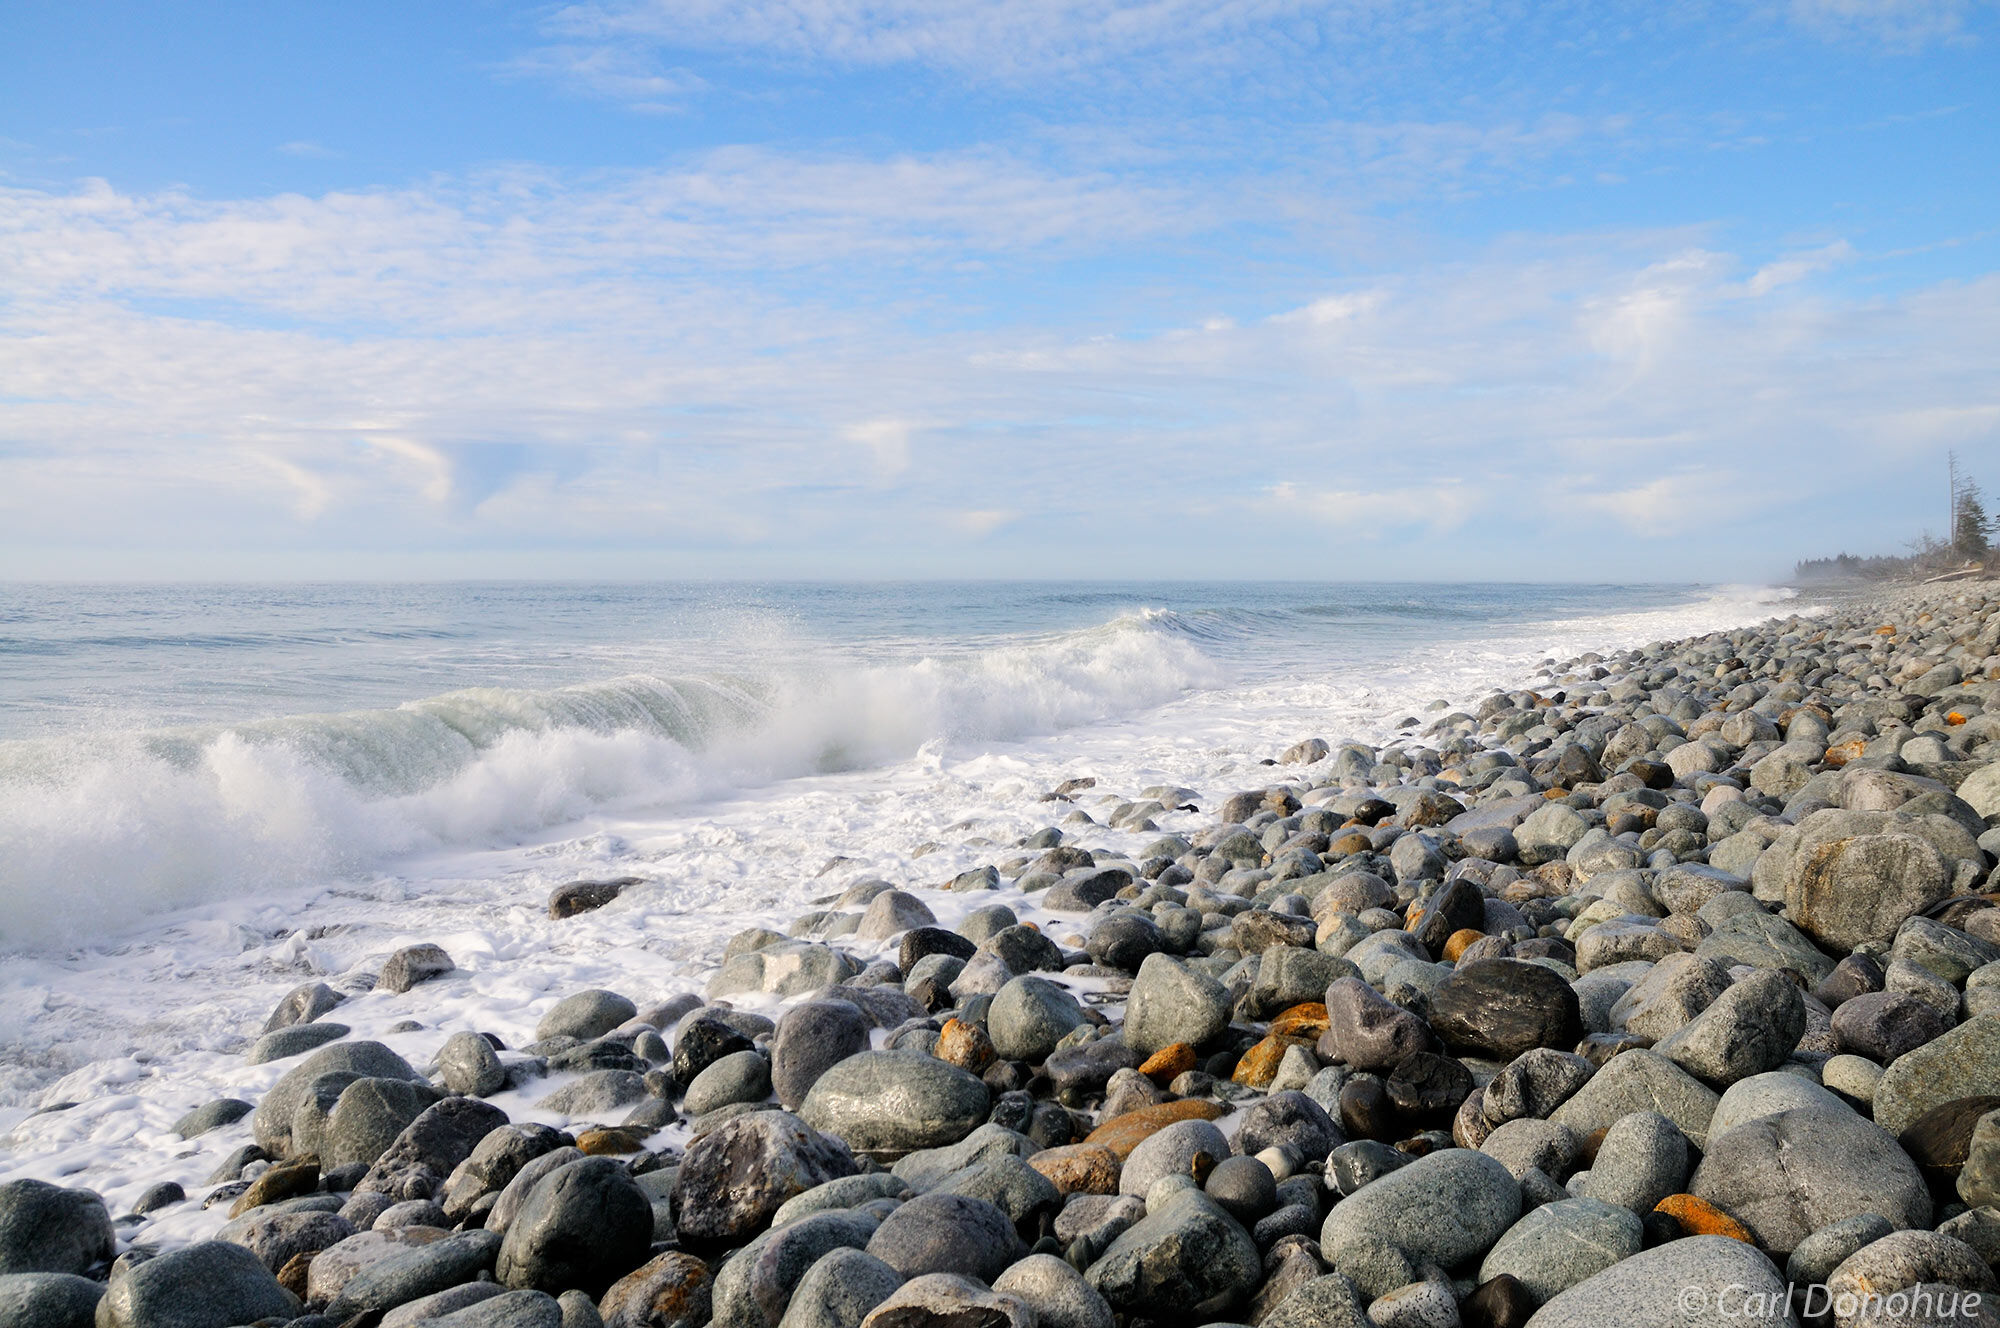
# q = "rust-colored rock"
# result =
<box><xmin>229</xmin><ymin>1159</ymin><xmax>319</xmax><ymax>1218</ymax></box>
<box><xmin>600</xmin><ymin>1251</ymin><xmax>714</xmax><ymax>1328</ymax></box>
<box><xmin>1085</xmin><ymin>1099</ymin><xmax>1230</xmax><ymax>1159</ymax></box>
<box><xmin>936</xmin><ymin>1018</ymin><xmax>998</xmax><ymax>1074</ymax></box>
<box><xmin>1269</xmin><ymin>1003</ymin><xmax>1330</xmax><ymax>1040</ymax></box>
<box><xmin>1232</xmin><ymin>1034</ymin><xmax>1309</xmax><ymax>1088</ymax></box>
<box><xmin>1328</xmin><ymin>831</ymin><xmax>1373</xmax><ymax>857</ymax></box>
<box><xmin>1655</xmin><ymin>1194</ymin><xmax>1755</xmax><ymax>1245</ymax></box>
<box><xmin>1442</xmin><ymin>929</ymin><xmax>1487</xmax><ymax>963</ymax></box>
<box><xmin>1137</xmin><ymin>1042</ymin><xmax>1197</xmax><ymax>1085</ymax></box>
<box><xmin>277</xmin><ymin>1251</ymin><xmax>315</xmax><ymax>1300</ymax></box>
<box><xmin>1824</xmin><ymin>737</ymin><xmax>1868</xmax><ymax>768</ymax></box>
<box><xmin>1026</xmin><ymin>1142</ymin><xmax>1122</xmax><ymax>1195</ymax></box>
<box><xmin>578</xmin><ymin>1127</ymin><xmax>647</xmax><ymax>1155</ymax></box>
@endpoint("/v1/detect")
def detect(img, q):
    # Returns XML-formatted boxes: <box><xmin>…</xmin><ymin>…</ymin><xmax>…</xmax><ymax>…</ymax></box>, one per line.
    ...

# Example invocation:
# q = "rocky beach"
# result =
<box><xmin>5</xmin><ymin>579</ymin><xmax>2000</xmax><ymax>1328</ymax></box>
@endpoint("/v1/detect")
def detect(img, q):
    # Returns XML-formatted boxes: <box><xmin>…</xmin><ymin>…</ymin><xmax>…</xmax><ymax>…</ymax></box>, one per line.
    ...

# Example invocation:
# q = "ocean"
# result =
<box><xmin>0</xmin><ymin>579</ymin><xmax>1800</xmax><ymax>1232</ymax></box>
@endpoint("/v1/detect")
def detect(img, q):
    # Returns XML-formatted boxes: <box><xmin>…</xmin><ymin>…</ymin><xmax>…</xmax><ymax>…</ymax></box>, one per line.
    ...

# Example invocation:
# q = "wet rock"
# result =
<box><xmin>685</xmin><ymin>1050</ymin><xmax>773</xmax><ymax>1116</ymax></box>
<box><xmin>0</xmin><ymin>1272</ymin><xmax>102</xmax><ymax>1328</ymax></box>
<box><xmin>538</xmin><ymin>990</ymin><xmax>638</xmax><ymax>1043</ymax></box>
<box><xmin>777</xmin><ymin>1248</ymin><xmax>903</xmax><ymax>1328</ymax></box>
<box><xmin>599</xmin><ymin>1251</ymin><xmax>713</xmax><ymax>1328</ymax></box>
<box><xmin>988</xmin><ymin>976</ymin><xmax>1085</xmax><ymax>1063</ymax></box>
<box><xmin>265</xmin><ymin>980</ymin><xmax>346</xmax><ymax>1032</ymax></box>
<box><xmin>866</xmin><ymin>1192</ymin><xmax>1023</xmax><ymax>1282</ymax></box>
<box><xmin>0</xmin><ymin>1180</ymin><xmax>113</xmax><ymax>1277</ymax></box>
<box><xmin>772</xmin><ymin>1000</ymin><xmax>872</xmax><ymax>1111</ymax></box>
<box><xmin>1084</xmin><ymin>1188</ymin><xmax>1262</xmax><ymax>1319</ymax></box>
<box><xmin>496</xmin><ymin>1157</ymin><xmax>653</xmax><ymax>1296</ymax></box>
<box><xmin>246</xmin><ymin>1021</ymin><xmax>351</xmax><ymax>1065</ymax></box>
<box><xmin>548</xmin><ymin>877</ymin><xmax>638</xmax><ymax>919</ymax></box>
<box><xmin>1428</xmin><ymin>960</ymin><xmax>1583</xmax><ymax>1061</ymax></box>
<box><xmin>325</xmin><ymin>1228</ymin><xmax>503</xmax><ymax>1318</ymax></box>
<box><xmin>439</xmin><ymin>1032</ymin><xmax>509</xmax><ymax>1097</ymax></box>
<box><xmin>96</xmin><ymin>1240</ymin><xmax>300</xmax><ymax>1328</ymax></box>
<box><xmin>673</xmin><ymin>1109</ymin><xmax>857</xmax><ymax>1243</ymax></box>
<box><xmin>218</xmin><ymin>1207</ymin><xmax>354</xmax><ymax>1273</ymax></box>
<box><xmin>253</xmin><ymin>1039</ymin><xmax>422</xmax><ymax>1156</ymax></box>
<box><xmin>174</xmin><ymin>1098</ymin><xmax>254</xmax><ymax>1139</ymax></box>
<box><xmin>1319</xmin><ymin>977</ymin><xmax>1432</xmax><ymax>1072</ymax></box>
<box><xmin>323</xmin><ymin>1077</ymin><xmax>449</xmax><ymax>1171</ymax></box>
<box><xmin>799</xmin><ymin>1051</ymin><xmax>991</xmax><ymax>1156</ymax></box>
<box><xmin>383</xmin><ymin>943</ymin><xmax>457</xmax><ymax>994</ymax></box>
<box><xmin>674</xmin><ymin>1016</ymin><xmax>757</xmax><ymax>1087</ymax></box>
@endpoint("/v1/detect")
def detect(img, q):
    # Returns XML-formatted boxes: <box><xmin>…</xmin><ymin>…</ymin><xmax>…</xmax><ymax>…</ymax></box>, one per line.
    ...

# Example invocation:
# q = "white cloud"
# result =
<box><xmin>1786</xmin><ymin>0</ymin><xmax>1984</xmax><ymax>49</ymax></box>
<box><xmin>844</xmin><ymin>418</ymin><xmax>916</xmax><ymax>482</ymax></box>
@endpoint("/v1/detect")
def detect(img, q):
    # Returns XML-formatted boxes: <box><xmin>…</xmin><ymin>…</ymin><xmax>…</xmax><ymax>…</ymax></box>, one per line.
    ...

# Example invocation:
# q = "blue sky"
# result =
<box><xmin>1</xmin><ymin>0</ymin><xmax>1995</xmax><ymax>580</ymax></box>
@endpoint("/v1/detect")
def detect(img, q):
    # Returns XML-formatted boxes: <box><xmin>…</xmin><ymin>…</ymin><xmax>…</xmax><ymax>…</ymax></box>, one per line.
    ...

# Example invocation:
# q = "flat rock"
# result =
<box><xmin>1524</xmin><ymin>1234</ymin><xmax>1792</xmax><ymax>1327</ymax></box>
<box><xmin>1321</xmin><ymin>1147</ymin><xmax>1521</xmax><ymax>1269</ymax></box>
<box><xmin>1875</xmin><ymin>1014</ymin><xmax>2000</xmax><ymax>1136</ymax></box>
<box><xmin>1688</xmin><ymin>1106</ymin><xmax>1930</xmax><ymax>1257</ymax></box>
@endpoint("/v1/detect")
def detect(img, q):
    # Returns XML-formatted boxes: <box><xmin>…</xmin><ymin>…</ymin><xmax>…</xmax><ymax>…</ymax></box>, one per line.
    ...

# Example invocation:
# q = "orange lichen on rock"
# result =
<box><xmin>1138</xmin><ymin>1042</ymin><xmax>1198</xmax><ymax>1085</ymax></box>
<box><xmin>1824</xmin><ymin>737</ymin><xmax>1868</xmax><ymax>768</ymax></box>
<box><xmin>1086</xmin><ymin>1099</ymin><xmax>1230</xmax><ymax>1158</ymax></box>
<box><xmin>1443</xmin><ymin>929</ymin><xmax>1488</xmax><ymax>963</ymax></box>
<box><xmin>578</xmin><ymin>1127</ymin><xmax>648</xmax><ymax>1155</ymax></box>
<box><xmin>935</xmin><ymin>1018</ymin><xmax>997</xmax><ymax>1074</ymax></box>
<box><xmin>1026</xmin><ymin>1142</ymin><xmax>1122</xmax><ymax>1195</ymax></box>
<box><xmin>1328</xmin><ymin>832</ymin><xmax>1372</xmax><ymax>856</ymax></box>
<box><xmin>1269</xmin><ymin>1003</ymin><xmax>1329</xmax><ymax>1039</ymax></box>
<box><xmin>1232</xmin><ymin>1034</ymin><xmax>1310</xmax><ymax>1087</ymax></box>
<box><xmin>1949</xmin><ymin>712</ymin><xmax>1969</xmax><ymax>726</ymax></box>
<box><xmin>1654</xmin><ymin>1194</ymin><xmax>1756</xmax><ymax>1245</ymax></box>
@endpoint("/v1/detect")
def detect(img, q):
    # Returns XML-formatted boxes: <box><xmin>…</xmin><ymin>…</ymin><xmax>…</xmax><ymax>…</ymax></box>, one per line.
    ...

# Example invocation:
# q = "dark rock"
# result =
<box><xmin>1087</xmin><ymin>913</ymin><xmax>1164</xmax><ymax>973</ymax></box>
<box><xmin>674</xmin><ymin>1016</ymin><xmax>755</xmax><ymax>1086</ymax></box>
<box><xmin>1235</xmin><ymin>1091</ymin><xmax>1344</xmax><ymax>1160</ymax></box>
<box><xmin>1083</xmin><ymin>1188</ymin><xmax>1261</xmax><ymax>1319</ymax></box>
<box><xmin>772</xmin><ymin>1000</ymin><xmax>872</xmax><ymax>1111</ymax></box>
<box><xmin>1831</xmin><ymin>989</ymin><xmax>1950</xmax><ymax>1062</ymax></box>
<box><xmin>0</xmin><ymin>1180</ymin><xmax>113</xmax><ymax>1277</ymax></box>
<box><xmin>357</xmin><ymin>1096</ymin><xmax>511</xmax><ymax>1200</ymax></box>
<box><xmin>1318</xmin><ymin>977</ymin><xmax>1431</xmax><ymax>1072</ymax></box>
<box><xmin>1386</xmin><ymin>1052</ymin><xmax>1475</xmax><ymax>1122</ymax></box>
<box><xmin>548</xmin><ymin>877</ymin><xmax>639</xmax><ymax>919</ymax></box>
<box><xmin>173</xmin><ymin>1098</ymin><xmax>254</xmax><ymax>1139</ymax></box>
<box><xmin>264</xmin><ymin>981</ymin><xmax>346</xmax><ymax>1032</ymax></box>
<box><xmin>1428</xmin><ymin>959</ymin><xmax>1583</xmax><ymax>1061</ymax></box>
<box><xmin>0</xmin><ymin>1272</ymin><xmax>103</xmax><ymax>1328</ymax></box>
<box><xmin>866</xmin><ymin>1192</ymin><xmax>1024</xmax><ymax>1282</ymax></box>
<box><xmin>672</xmin><ymin>1109</ymin><xmax>857</xmax><ymax>1242</ymax></box>
<box><xmin>96</xmin><ymin>1241</ymin><xmax>300</xmax><ymax>1327</ymax></box>
<box><xmin>901</xmin><ymin>928</ymin><xmax>977</xmax><ymax>972</ymax></box>
<box><xmin>495</xmin><ymin>1156</ymin><xmax>652</xmax><ymax>1296</ymax></box>
<box><xmin>598</xmin><ymin>1250</ymin><xmax>713</xmax><ymax>1328</ymax></box>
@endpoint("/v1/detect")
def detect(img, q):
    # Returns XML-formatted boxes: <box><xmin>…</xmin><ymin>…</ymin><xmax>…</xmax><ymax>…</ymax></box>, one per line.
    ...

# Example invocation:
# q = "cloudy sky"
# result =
<box><xmin>2</xmin><ymin>1</ymin><xmax>1995</xmax><ymax>580</ymax></box>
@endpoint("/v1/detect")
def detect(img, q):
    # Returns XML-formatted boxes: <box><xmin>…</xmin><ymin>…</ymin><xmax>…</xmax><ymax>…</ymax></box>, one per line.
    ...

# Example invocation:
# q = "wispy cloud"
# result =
<box><xmin>276</xmin><ymin>140</ymin><xmax>339</xmax><ymax>159</ymax></box>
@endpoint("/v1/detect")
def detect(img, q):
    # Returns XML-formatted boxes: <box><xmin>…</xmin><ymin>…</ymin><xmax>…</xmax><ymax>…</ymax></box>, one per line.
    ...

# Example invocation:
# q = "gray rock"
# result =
<box><xmin>1249</xmin><ymin>946</ymin><xmax>1356</xmax><ymax>1018</ymax></box>
<box><xmin>381</xmin><ymin>1282</ymin><xmax>510</xmax><ymax>1327</ymax></box>
<box><xmin>357</xmin><ymin>1095</ymin><xmax>511</xmax><ymax>1200</ymax></box>
<box><xmin>857</xmin><ymin>890</ymin><xmax>937</xmax><ymax>941</ymax></box>
<box><xmin>1517</xmin><ymin>803</ymin><xmax>1593</xmax><ymax>865</ymax></box>
<box><xmin>1822</xmin><ymin>1230</ymin><xmax>1997</xmax><ymax>1323</ymax></box>
<box><xmin>858</xmin><ymin>1274</ymin><xmax>1032</xmax><ymax>1328</ymax></box>
<box><xmin>0</xmin><ymin>1180</ymin><xmax>112</xmax><ymax>1277</ymax></box>
<box><xmin>323</xmin><ymin>1076</ymin><xmax>448</xmax><ymax>1171</ymax></box>
<box><xmin>425</xmin><ymin>1289</ymin><xmax>565</xmax><ymax>1327</ymax></box>
<box><xmin>931</xmin><ymin>1156</ymin><xmax>1060</xmax><ymax>1231</ymax></box>
<box><xmin>1548</xmin><ymin>1048</ymin><xmax>1720</xmax><ymax>1148</ymax></box>
<box><xmin>0</xmin><ymin>1272</ymin><xmax>101</xmax><ymax>1328</ymax></box>
<box><xmin>798</xmin><ymin>1051</ymin><xmax>990</xmax><ymax>1155</ymax></box>
<box><xmin>496</xmin><ymin>1157</ymin><xmax>653</xmax><ymax>1296</ymax></box>
<box><xmin>1785</xmin><ymin>1212</ymin><xmax>1894</xmax><ymax>1288</ymax></box>
<box><xmin>1122</xmin><ymin>954</ymin><xmax>1232</xmax><ymax>1058</ymax></box>
<box><xmin>252</xmin><ymin>1040</ymin><xmax>421</xmax><ymax>1156</ymax></box>
<box><xmin>1319</xmin><ymin>976</ymin><xmax>1431</xmax><ymax>1072</ymax></box>
<box><xmin>442</xmin><ymin>1123</ymin><xmax>572</xmax><ymax>1224</ymax></box>
<box><xmin>1654</xmin><ymin>969</ymin><xmax>1806</xmax><ymax>1086</ymax></box>
<box><xmin>1084</xmin><ymin>1188</ymin><xmax>1262</xmax><ymax>1319</ymax></box>
<box><xmin>264</xmin><ymin>979</ymin><xmax>347</xmax><ymax>1032</ymax></box>
<box><xmin>486</xmin><ymin>1147</ymin><xmax>584</xmax><ymax>1238</ymax></box>
<box><xmin>1569</xmin><ymin>1111</ymin><xmax>1687</xmax><ymax>1213</ymax></box>
<box><xmin>685</xmin><ymin>1050</ymin><xmax>772</xmax><ymax>1115</ymax></box>
<box><xmin>1874</xmin><ymin>1014</ymin><xmax>2000</xmax><ymax>1135</ymax></box>
<box><xmin>728</xmin><ymin>1210</ymin><xmax>880</xmax><ymax>1327</ymax></box>
<box><xmin>1257</xmin><ymin>1273</ymin><xmax>1371</xmax><ymax>1328</ymax></box>
<box><xmin>1483</xmin><ymin>1048</ymin><xmax>1595</xmax><ymax>1124</ymax></box>
<box><xmin>1369</xmin><ymin>1279</ymin><xmax>1459</xmax><ymax>1327</ymax></box>
<box><xmin>326</xmin><ymin>1228</ymin><xmax>502</xmax><ymax>1317</ymax></box>
<box><xmin>1961</xmin><ymin>1109</ymin><xmax>2000</xmax><ymax>1208</ymax></box>
<box><xmin>1320</xmin><ymin>1148</ymin><xmax>1521</xmax><ymax>1269</ymax></box>
<box><xmin>1789</xmin><ymin>831</ymin><xmax>1951</xmax><ymax>955</ymax></box>
<box><xmin>673</xmin><ymin>1109</ymin><xmax>856</xmax><ymax>1242</ymax></box>
<box><xmin>1525</xmin><ymin>1235</ymin><xmax>1792</xmax><ymax>1327</ymax></box>
<box><xmin>993</xmin><ymin>1253</ymin><xmax>1113</xmax><ymax>1328</ymax></box>
<box><xmin>1235</xmin><ymin>1091</ymin><xmax>1345</xmax><ymax>1160</ymax></box>
<box><xmin>989</xmin><ymin>976</ymin><xmax>1086</xmax><ymax>1063</ymax></box>
<box><xmin>777</xmin><ymin>1248</ymin><xmax>903</xmax><ymax>1328</ymax></box>
<box><xmin>1830</xmin><ymin>990</ymin><xmax>1949</xmax><ymax>1063</ymax></box>
<box><xmin>173</xmin><ymin>1098</ymin><xmax>254</xmax><ymax>1139</ymax></box>
<box><xmin>1689</xmin><ymin>1106</ymin><xmax>1930</xmax><ymax>1256</ymax></box>
<box><xmin>889</xmin><ymin>1123</ymin><xmax>1037</xmax><ymax>1190</ymax></box>
<box><xmin>1482</xmin><ymin>1118</ymin><xmax>1583</xmax><ymax>1183</ymax></box>
<box><xmin>1478</xmin><ymin>1197</ymin><xmax>1642</xmax><ymax>1307</ymax></box>
<box><xmin>383</xmin><ymin>942</ymin><xmax>457</xmax><ymax>993</ymax></box>
<box><xmin>771</xmin><ymin>1174</ymin><xmax>913</xmax><ymax>1228</ymax></box>
<box><xmin>537</xmin><ymin>990</ymin><xmax>638</xmax><ymax>1043</ymax></box>
<box><xmin>95</xmin><ymin>1240</ymin><xmax>301</xmax><ymax>1328</ymax></box>
<box><xmin>539</xmin><ymin>1069</ymin><xmax>648</xmax><ymax>1116</ymax></box>
<box><xmin>1120</xmin><ymin>1118</ymin><xmax>1231</xmax><ymax>1197</ymax></box>
<box><xmin>1609</xmin><ymin>953</ymin><xmax>1733</xmax><ymax>1041</ymax></box>
<box><xmin>1709</xmin><ymin>1072</ymin><xmax>1850</xmax><ymax>1137</ymax></box>
<box><xmin>865</xmin><ymin>1192</ymin><xmax>1023</xmax><ymax>1282</ymax></box>
<box><xmin>1694</xmin><ymin>908</ymin><xmax>1837</xmax><ymax>984</ymax></box>
<box><xmin>217</xmin><ymin>1208</ymin><xmax>355</xmax><ymax>1273</ymax></box>
<box><xmin>771</xmin><ymin>1001</ymin><xmax>871</xmax><ymax>1111</ymax></box>
<box><xmin>246</xmin><ymin>1021</ymin><xmax>351</xmax><ymax>1064</ymax></box>
<box><xmin>438</xmin><ymin>1032</ymin><xmax>509</xmax><ymax>1097</ymax></box>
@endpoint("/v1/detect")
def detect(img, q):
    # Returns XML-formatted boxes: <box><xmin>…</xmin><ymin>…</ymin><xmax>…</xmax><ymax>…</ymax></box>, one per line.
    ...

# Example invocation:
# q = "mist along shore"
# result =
<box><xmin>5</xmin><ymin>581</ymin><xmax>2000</xmax><ymax>1328</ymax></box>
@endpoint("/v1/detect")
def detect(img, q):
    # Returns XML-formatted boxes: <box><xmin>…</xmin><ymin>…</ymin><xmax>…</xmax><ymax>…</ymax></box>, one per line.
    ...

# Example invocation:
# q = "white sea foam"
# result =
<box><xmin>0</xmin><ymin>581</ymin><xmax>1810</xmax><ymax>1245</ymax></box>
